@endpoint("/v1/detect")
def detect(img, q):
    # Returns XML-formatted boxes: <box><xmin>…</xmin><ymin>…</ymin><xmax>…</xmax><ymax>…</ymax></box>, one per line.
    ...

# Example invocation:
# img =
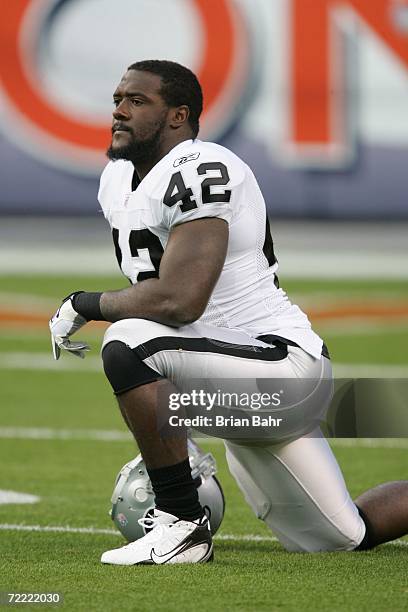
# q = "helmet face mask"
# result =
<box><xmin>110</xmin><ymin>440</ymin><xmax>225</xmax><ymax>541</ymax></box>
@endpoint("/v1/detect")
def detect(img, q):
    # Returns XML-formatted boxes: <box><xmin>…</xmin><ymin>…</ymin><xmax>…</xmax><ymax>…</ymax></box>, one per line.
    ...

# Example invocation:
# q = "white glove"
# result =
<box><xmin>49</xmin><ymin>293</ymin><xmax>90</xmax><ymax>360</ymax></box>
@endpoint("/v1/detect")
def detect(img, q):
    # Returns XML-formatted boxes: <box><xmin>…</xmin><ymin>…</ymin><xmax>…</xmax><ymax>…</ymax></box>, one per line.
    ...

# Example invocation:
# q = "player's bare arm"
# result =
<box><xmin>99</xmin><ymin>217</ymin><xmax>228</xmax><ymax>326</ymax></box>
<box><xmin>48</xmin><ymin>217</ymin><xmax>228</xmax><ymax>355</ymax></box>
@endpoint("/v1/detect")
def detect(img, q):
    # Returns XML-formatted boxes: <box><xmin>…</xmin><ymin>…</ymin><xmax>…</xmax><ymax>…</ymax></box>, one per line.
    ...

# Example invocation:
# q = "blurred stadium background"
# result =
<box><xmin>0</xmin><ymin>1</ymin><xmax>407</xmax><ymax>610</ymax></box>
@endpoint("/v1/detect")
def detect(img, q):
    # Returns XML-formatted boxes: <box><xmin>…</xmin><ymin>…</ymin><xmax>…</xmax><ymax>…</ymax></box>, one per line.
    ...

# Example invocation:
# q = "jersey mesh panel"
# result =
<box><xmin>200</xmin><ymin>298</ymin><xmax>230</xmax><ymax>327</ymax></box>
<box><xmin>250</xmin><ymin>200</ymin><xmax>289</xmax><ymax>316</ymax></box>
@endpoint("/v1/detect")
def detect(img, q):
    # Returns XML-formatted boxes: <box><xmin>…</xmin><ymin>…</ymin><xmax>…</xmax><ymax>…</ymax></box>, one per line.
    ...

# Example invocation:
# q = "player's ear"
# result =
<box><xmin>169</xmin><ymin>105</ymin><xmax>190</xmax><ymax>130</ymax></box>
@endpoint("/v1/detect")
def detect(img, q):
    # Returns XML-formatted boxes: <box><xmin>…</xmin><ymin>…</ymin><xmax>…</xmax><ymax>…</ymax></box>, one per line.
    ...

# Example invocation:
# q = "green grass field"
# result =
<box><xmin>0</xmin><ymin>276</ymin><xmax>407</xmax><ymax>611</ymax></box>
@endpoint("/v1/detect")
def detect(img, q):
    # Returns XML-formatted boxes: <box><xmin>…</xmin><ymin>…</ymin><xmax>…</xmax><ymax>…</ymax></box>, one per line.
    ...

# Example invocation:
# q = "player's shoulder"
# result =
<box><xmin>171</xmin><ymin>139</ymin><xmax>247</xmax><ymax>172</ymax></box>
<box><xmin>147</xmin><ymin>139</ymin><xmax>246</xmax><ymax>196</ymax></box>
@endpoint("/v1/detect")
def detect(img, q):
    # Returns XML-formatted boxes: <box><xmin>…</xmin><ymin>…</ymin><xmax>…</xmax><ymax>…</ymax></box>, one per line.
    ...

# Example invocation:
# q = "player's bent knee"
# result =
<box><xmin>102</xmin><ymin>340</ymin><xmax>164</xmax><ymax>395</ymax></box>
<box><xmin>264</xmin><ymin>510</ymin><xmax>366</xmax><ymax>553</ymax></box>
<box><xmin>102</xmin><ymin>318</ymin><xmax>171</xmax><ymax>351</ymax></box>
<box><xmin>225</xmin><ymin>440</ymin><xmax>366</xmax><ymax>553</ymax></box>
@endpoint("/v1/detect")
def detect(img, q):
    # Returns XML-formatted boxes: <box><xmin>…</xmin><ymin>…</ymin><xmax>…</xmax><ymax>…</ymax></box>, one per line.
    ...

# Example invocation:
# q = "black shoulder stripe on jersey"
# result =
<box><xmin>132</xmin><ymin>336</ymin><xmax>289</xmax><ymax>362</ymax></box>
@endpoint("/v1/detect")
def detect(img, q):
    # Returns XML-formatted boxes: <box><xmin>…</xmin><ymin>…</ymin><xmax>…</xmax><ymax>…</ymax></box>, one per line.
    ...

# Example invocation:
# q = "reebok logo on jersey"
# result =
<box><xmin>173</xmin><ymin>152</ymin><xmax>200</xmax><ymax>167</ymax></box>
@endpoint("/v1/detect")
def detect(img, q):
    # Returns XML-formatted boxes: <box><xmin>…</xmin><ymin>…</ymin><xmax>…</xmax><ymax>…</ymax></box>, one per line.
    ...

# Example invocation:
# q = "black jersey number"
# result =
<box><xmin>112</xmin><ymin>227</ymin><xmax>164</xmax><ymax>283</ymax></box>
<box><xmin>163</xmin><ymin>162</ymin><xmax>231</xmax><ymax>212</ymax></box>
<box><xmin>163</xmin><ymin>171</ymin><xmax>197</xmax><ymax>212</ymax></box>
<box><xmin>198</xmin><ymin>162</ymin><xmax>231</xmax><ymax>203</ymax></box>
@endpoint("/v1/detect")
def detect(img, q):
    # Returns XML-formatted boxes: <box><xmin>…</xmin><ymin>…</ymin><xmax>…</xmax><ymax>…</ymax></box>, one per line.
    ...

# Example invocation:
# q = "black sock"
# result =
<box><xmin>147</xmin><ymin>458</ymin><xmax>203</xmax><ymax>521</ymax></box>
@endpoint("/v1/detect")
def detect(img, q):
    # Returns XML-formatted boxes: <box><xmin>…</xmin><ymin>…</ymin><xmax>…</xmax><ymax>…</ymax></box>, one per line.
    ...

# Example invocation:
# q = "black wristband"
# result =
<box><xmin>72</xmin><ymin>292</ymin><xmax>104</xmax><ymax>322</ymax></box>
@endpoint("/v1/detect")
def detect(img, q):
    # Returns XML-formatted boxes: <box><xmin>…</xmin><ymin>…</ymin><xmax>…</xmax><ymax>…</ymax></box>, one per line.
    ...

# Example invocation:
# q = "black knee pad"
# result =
<box><xmin>102</xmin><ymin>340</ymin><xmax>164</xmax><ymax>395</ymax></box>
<box><xmin>354</xmin><ymin>505</ymin><xmax>376</xmax><ymax>551</ymax></box>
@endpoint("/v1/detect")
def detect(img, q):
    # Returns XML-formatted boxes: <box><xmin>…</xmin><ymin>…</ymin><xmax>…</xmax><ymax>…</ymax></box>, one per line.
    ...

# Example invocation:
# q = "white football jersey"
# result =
<box><xmin>98</xmin><ymin>139</ymin><xmax>323</xmax><ymax>358</ymax></box>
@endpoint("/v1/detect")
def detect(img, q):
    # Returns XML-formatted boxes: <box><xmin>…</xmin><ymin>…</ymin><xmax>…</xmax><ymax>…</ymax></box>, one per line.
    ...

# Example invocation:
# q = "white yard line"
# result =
<box><xmin>0</xmin><ymin>427</ymin><xmax>408</xmax><ymax>449</ymax></box>
<box><xmin>1</xmin><ymin>351</ymin><xmax>408</xmax><ymax>378</ymax></box>
<box><xmin>0</xmin><ymin>523</ymin><xmax>277</xmax><ymax>541</ymax></box>
<box><xmin>314</xmin><ymin>320</ymin><xmax>408</xmax><ymax>335</ymax></box>
<box><xmin>333</xmin><ymin>363</ymin><xmax>408</xmax><ymax>377</ymax></box>
<box><xmin>0</xmin><ymin>292</ymin><xmax>57</xmax><ymax>308</ymax></box>
<box><xmin>0</xmin><ymin>352</ymin><xmax>102</xmax><ymax>371</ymax></box>
<box><xmin>0</xmin><ymin>427</ymin><xmax>132</xmax><ymax>441</ymax></box>
<box><xmin>1</xmin><ymin>247</ymin><xmax>407</xmax><ymax>279</ymax></box>
<box><xmin>1</xmin><ymin>219</ymin><xmax>407</xmax><ymax>278</ymax></box>
<box><xmin>215</xmin><ymin>534</ymin><xmax>276</xmax><ymax>542</ymax></box>
<box><xmin>0</xmin><ymin>524</ymin><xmax>120</xmax><ymax>536</ymax></box>
<box><xmin>0</xmin><ymin>248</ymin><xmax>118</xmax><ymax>276</ymax></box>
<box><xmin>0</xmin><ymin>523</ymin><xmax>406</xmax><ymax>547</ymax></box>
<box><xmin>278</xmin><ymin>251</ymin><xmax>408</xmax><ymax>280</ymax></box>
<box><xmin>0</xmin><ymin>490</ymin><xmax>40</xmax><ymax>505</ymax></box>
<box><xmin>330</xmin><ymin>439</ymin><xmax>408</xmax><ymax>449</ymax></box>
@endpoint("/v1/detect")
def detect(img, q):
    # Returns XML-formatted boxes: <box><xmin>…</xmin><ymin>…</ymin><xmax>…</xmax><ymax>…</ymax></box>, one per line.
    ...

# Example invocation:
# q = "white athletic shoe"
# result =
<box><xmin>101</xmin><ymin>510</ymin><xmax>213</xmax><ymax>566</ymax></box>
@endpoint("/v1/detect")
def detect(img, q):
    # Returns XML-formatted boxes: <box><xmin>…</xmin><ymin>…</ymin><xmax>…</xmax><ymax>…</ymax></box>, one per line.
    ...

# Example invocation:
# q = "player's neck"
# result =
<box><xmin>133</xmin><ymin>133</ymin><xmax>194</xmax><ymax>180</ymax></box>
<box><xmin>133</xmin><ymin>158</ymin><xmax>160</xmax><ymax>181</ymax></box>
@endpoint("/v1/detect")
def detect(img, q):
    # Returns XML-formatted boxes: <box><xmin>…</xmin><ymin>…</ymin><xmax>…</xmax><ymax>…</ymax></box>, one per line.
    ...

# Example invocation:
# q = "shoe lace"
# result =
<box><xmin>136</xmin><ymin>515</ymin><xmax>177</xmax><ymax>540</ymax></box>
<box><xmin>137</xmin><ymin>515</ymin><xmax>164</xmax><ymax>530</ymax></box>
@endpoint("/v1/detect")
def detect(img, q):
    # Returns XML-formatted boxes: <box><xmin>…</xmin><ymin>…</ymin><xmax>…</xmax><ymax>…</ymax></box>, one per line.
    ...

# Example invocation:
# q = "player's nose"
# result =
<box><xmin>113</xmin><ymin>100</ymin><xmax>131</xmax><ymax>120</ymax></box>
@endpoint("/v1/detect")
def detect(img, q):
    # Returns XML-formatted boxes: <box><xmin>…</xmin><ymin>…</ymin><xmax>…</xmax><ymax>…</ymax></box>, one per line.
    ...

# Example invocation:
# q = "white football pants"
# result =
<box><xmin>102</xmin><ymin>318</ymin><xmax>366</xmax><ymax>552</ymax></box>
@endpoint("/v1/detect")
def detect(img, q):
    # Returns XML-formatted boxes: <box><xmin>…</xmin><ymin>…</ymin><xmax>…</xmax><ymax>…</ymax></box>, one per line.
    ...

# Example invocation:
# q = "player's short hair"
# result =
<box><xmin>127</xmin><ymin>60</ymin><xmax>203</xmax><ymax>138</ymax></box>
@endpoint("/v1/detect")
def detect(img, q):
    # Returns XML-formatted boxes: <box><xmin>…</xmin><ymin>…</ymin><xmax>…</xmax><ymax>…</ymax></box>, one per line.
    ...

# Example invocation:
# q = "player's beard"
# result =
<box><xmin>106</xmin><ymin>116</ymin><xmax>167</xmax><ymax>166</ymax></box>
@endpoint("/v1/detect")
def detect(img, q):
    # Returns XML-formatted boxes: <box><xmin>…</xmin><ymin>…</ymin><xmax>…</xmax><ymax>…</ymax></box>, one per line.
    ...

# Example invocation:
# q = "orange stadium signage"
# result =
<box><xmin>288</xmin><ymin>0</ymin><xmax>408</xmax><ymax>164</ymax></box>
<box><xmin>0</xmin><ymin>0</ymin><xmax>407</xmax><ymax>174</ymax></box>
<box><xmin>0</xmin><ymin>0</ymin><xmax>250</xmax><ymax>174</ymax></box>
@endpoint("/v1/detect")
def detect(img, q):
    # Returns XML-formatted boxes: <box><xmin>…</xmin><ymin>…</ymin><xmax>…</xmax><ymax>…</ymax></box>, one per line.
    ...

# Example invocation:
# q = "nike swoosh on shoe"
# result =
<box><xmin>150</xmin><ymin>541</ymin><xmax>211</xmax><ymax>564</ymax></box>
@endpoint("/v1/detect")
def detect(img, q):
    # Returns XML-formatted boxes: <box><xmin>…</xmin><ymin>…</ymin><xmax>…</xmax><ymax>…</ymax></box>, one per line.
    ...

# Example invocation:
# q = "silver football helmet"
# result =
<box><xmin>110</xmin><ymin>439</ymin><xmax>225</xmax><ymax>541</ymax></box>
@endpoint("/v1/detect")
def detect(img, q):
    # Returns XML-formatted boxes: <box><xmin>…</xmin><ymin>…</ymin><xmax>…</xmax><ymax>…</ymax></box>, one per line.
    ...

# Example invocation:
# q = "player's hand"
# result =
<box><xmin>49</xmin><ymin>293</ymin><xmax>90</xmax><ymax>360</ymax></box>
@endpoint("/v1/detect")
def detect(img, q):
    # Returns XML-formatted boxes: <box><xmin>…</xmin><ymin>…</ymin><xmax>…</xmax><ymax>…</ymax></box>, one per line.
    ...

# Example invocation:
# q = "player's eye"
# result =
<box><xmin>113</xmin><ymin>99</ymin><xmax>121</xmax><ymax>107</ymax></box>
<box><xmin>131</xmin><ymin>99</ymin><xmax>143</xmax><ymax>106</ymax></box>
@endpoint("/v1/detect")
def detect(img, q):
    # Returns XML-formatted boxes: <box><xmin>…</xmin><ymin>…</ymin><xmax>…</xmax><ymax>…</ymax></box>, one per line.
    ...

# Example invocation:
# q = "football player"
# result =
<box><xmin>50</xmin><ymin>60</ymin><xmax>408</xmax><ymax>565</ymax></box>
